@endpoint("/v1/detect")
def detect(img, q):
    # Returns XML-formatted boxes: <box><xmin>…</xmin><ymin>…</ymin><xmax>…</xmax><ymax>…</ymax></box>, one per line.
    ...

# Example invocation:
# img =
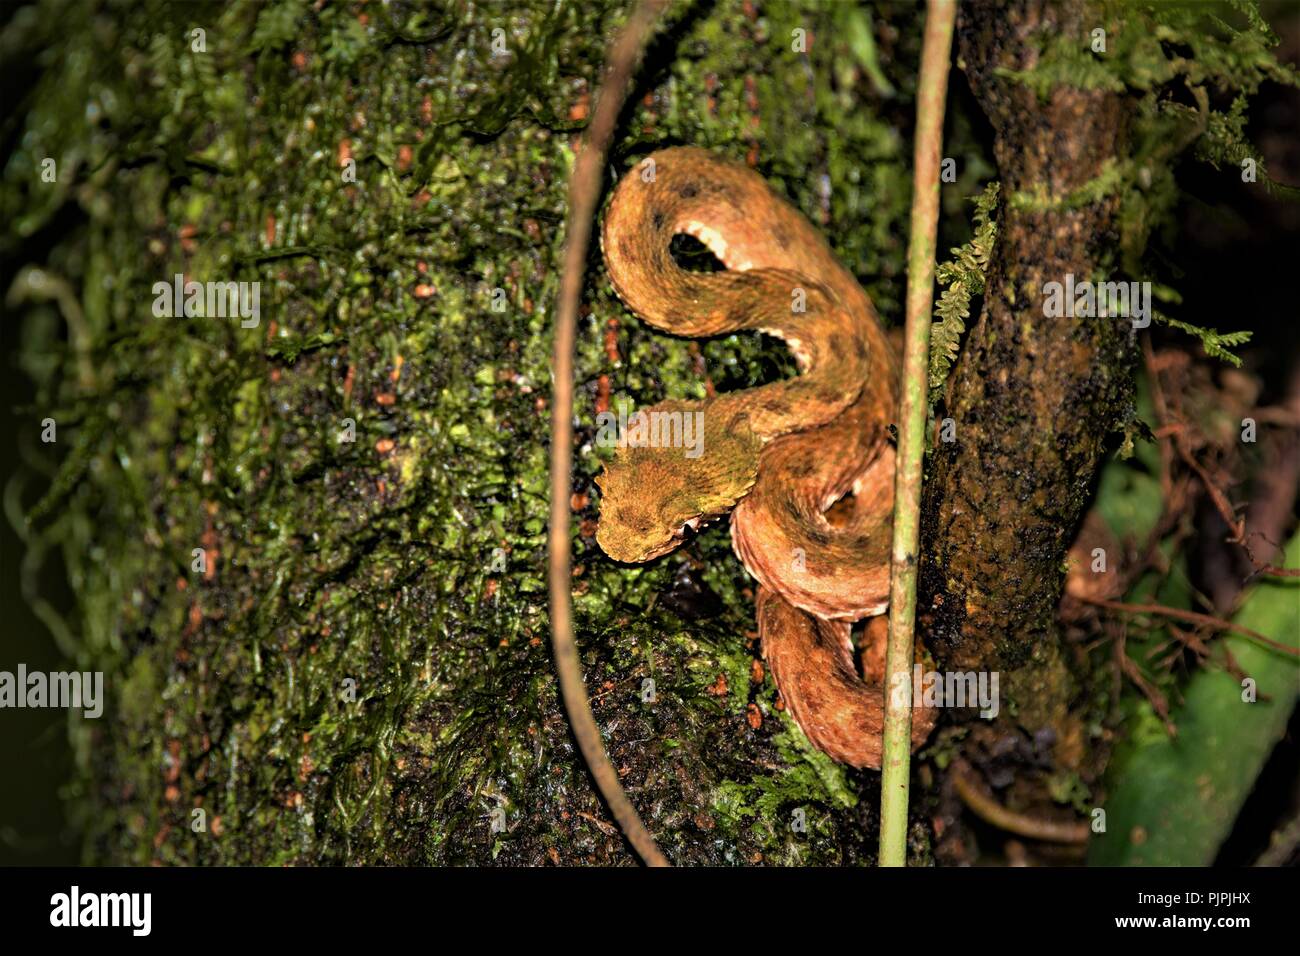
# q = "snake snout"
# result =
<box><xmin>595</xmin><ymin>502</ymin><xmax>671</xmax><ymax>564</ymax></box>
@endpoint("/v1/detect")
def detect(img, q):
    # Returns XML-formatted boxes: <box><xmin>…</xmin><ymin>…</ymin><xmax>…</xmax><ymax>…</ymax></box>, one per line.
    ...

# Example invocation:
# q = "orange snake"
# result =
<box><xmin>595</xmin><ymin>147</ymin><xmax>935</xmax><ymax>768</ymax></box>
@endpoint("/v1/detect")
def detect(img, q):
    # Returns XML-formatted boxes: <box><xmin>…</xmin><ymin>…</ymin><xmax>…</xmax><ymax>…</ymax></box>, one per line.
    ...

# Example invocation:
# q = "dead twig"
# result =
<box><xmin>1113</xmin><ymin>622</ymin><xmax>1176</xmax><ymax>735</ymax></box>
<box><xmin>1079</xmin><ymin>594</ymin><xmax>1298</xmax><ymax>658</ymax></box>
<box><xmin>548</xmin><ymin>0</ymin><xmax>669</xmax><ymax>868</ymax></box>
<box><xmin>951</xmin><ymin>760</ymin><xmax>1091</xmax><ymax>845</ymax></box>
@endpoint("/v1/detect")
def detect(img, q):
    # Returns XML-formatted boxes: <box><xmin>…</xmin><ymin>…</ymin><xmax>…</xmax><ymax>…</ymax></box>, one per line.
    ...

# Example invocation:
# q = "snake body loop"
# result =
<box><xmin>597</xmin><ymin>147</ymin><xmax>935</xmax><ymax>768</ymax></box>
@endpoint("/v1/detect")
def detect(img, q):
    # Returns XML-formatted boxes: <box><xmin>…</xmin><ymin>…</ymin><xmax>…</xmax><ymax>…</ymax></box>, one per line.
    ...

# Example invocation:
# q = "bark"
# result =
<box><xmin>919</xmin><ymin>0</ymin><xmax>1134</xmax><ymax>719</ymax></box>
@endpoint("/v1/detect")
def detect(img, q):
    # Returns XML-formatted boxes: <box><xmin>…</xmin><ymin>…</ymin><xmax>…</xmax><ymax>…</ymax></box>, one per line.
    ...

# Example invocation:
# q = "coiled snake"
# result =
<box><xmin>596</xmin><ymin>147</ymin><xmax>934</xmax><ymax>768</ymax></box>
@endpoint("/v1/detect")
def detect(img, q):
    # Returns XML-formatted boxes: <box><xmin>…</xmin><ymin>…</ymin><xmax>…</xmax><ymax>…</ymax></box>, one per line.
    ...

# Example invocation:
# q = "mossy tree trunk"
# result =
<box><xmin>6</xmin><ymin>0</ymin><xmax>938</xmax><ymax>866</ymax></box>
<box><xmin>917</xmin><ymin>0</ymin><xmax>1133</xmax><ymax>771</ymax></box>
<box><xmin>7</xmin><ymin>0</ymin><xmax>1285</xmax><ymax>865</ymax></box>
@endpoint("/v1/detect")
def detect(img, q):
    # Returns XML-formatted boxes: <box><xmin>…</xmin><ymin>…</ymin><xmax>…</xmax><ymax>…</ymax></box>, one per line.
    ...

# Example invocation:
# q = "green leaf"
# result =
<box><xmin>1087</xmin><ymin>533</ymin><xmax>1300</xmax><ymax>865</ymax></box>
<box><xmin>844</xmin><ymin>8</ymin><xmax>894</xmax><ymax>97</ymax></box>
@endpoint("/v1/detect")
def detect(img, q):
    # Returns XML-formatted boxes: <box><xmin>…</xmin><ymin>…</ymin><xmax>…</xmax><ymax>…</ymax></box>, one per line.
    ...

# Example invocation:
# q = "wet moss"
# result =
<box><xmin>7</xmin><ymin>0</ymin><xmax>944</xmax><ymax>864</ymax></box>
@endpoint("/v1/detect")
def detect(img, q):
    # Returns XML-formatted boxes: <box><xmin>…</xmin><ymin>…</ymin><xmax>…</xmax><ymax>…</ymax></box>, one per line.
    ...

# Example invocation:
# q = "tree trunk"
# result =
<box><xmin>919</xmin><ymin>0</ymin><xmax>1134</xmax><ymax>742</ymax></box>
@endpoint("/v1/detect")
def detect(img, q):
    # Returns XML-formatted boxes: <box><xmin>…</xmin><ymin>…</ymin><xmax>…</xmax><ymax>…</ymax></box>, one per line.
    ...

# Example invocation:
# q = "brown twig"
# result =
<box><xmin>951</xmin><ymin>760</ymin><xmax>1091</xmax><ymax>845</ymax></box>
<box><xmin>1079</xmin><ymin>594</ymin><xmax>1298</xmax><ymax>658</ymax></box>
<box><xmin>1143</xmin><ymin>337</ymin><xmax>1300</xmax><ymax>593</ymax></box>
<box><xmin>1142</xmin><ymin>335</ymin><xmax>1177</xmax><ymax>503</ymax></box>
<box><xmin>1112</xmin><ymin>337</ymin><xmax>1197</xmax><ymax>595</ymax></box>
<box><xmin>1112</xmin><ymin>622</ymin><xmax>1175</xmax><ymax>734</ymax></box>
<box><xmin>548</xmin><ymin>0</ymin><xmax>669</xmax><ymax>868</ymax></box>
<box><xmin>1257</xmin><ymin>564</ymin><xmax>1300</xmax><ymax>577</ymax></box>
<box><xmin>1162</xmin><ymin>421</ymin><xmax>1246</xmax><ymax>542</ymax></box>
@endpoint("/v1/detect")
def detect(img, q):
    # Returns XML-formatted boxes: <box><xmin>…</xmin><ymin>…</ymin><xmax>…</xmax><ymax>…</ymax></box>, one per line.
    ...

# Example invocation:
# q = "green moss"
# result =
<box><xmin>987</xmin><ymin>0</ymin><xmax>1293</xmax><ymax>369</ymax></box>
<box><xmin>930</xmin><ymin>182</ymin><xmax>999</xmax><ymax>400</ymax></box>
<box><xmin>7</xmin><ymin>0</ymin><xmax>938</xmax><ymax>864</ymax></box>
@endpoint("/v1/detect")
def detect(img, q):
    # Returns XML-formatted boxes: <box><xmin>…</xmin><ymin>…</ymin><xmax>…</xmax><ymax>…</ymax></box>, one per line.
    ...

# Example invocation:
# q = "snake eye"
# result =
<box><xmin>616</xmin><ymin>507</ymin><xmax>651</xmax><ymax>535</ymax></box>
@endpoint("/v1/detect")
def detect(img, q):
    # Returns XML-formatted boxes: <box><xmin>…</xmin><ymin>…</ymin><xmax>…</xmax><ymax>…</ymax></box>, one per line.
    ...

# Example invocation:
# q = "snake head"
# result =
<box><xmin>594</xmin><ymin>405</ymin><xmax>761</xmax><ymax>563</ymax></box>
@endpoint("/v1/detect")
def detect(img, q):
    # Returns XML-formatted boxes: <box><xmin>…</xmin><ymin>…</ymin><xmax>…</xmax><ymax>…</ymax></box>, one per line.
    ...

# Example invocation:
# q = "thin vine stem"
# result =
<box><xmin>547</xmin><ymin>0</ymin><xmax>670</xmax><ymax>868</ymax></box>
<box><xmin>879</xmin><ymin>0</ymin><xmax>956</xmax><ymax>868</ymax></box>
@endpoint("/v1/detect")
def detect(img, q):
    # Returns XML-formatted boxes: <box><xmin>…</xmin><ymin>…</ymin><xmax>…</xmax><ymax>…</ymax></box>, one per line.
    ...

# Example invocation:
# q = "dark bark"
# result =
<box><xmin>919</xmin><ymin>0</ymin><xmax>1135</xmax><ymax>710</ymax></box>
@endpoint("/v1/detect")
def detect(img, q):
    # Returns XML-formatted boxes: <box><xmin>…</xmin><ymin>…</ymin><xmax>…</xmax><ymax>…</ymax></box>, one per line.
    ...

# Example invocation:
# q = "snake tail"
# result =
<box><xmin>758</xmin><ymin>588</ymin><xmax>936</xmax><ymax>769</ymax></box>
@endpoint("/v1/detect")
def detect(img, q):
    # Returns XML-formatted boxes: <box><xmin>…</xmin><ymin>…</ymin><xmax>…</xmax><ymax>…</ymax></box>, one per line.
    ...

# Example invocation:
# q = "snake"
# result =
<box><xmin>595</xmin><ymin>146</ymin><xmax>935</xmax><ymax>768</ymax></box>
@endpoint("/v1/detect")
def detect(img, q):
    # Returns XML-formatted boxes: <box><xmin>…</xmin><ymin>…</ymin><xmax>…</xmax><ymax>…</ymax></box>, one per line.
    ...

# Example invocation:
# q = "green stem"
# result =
<box><xmin>879</xmin><ymin>0</ymin><xmax>956</xmax><ymax>868</ymax></box>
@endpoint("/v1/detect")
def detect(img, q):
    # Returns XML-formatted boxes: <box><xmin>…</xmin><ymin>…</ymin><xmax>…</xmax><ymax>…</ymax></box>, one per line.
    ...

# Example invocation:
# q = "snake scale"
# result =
<box><xmin>595</xmin><ymin>147</ymin><xmax>935</xmax><ymax>768</ymax></box>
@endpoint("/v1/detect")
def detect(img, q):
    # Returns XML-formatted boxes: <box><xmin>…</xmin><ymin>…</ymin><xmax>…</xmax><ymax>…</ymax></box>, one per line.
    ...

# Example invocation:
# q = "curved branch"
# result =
<box><xmin>952</xmin><ymin>760</ymin><xmax>1091</xmax><ymax>845</ymax></box>
<box><xmin>548</xmin><ymin>0</ymin><xmax>670</xmax><ymax>867</ymax></box>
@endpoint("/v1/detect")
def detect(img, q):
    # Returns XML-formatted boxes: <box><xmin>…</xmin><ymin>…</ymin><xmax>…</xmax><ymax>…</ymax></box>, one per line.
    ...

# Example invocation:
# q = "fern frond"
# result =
<box><xmin>929</xmin><ymin>182</ymin><xmax>999</xmax><ymax>398</ymax></box>
<box><xmin>1153</xmin><ymin>310</ymin><xmax>1253</xmax><ymax>368</ymax></box>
